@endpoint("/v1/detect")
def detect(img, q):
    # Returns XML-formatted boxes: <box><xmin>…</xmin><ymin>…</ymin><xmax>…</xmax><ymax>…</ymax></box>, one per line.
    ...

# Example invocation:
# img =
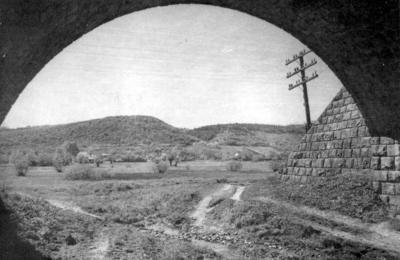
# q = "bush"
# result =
<box><xmin>202</xmin><ymin>148</ymin><xmax>222</xmax><ymax>160</ymax></box>
<box><xmin>226</xmin><ymin>161</ymin><xmax>243</xmax><ymax>172</ymax></box>
<box><xmin>180</xmin><ymin>148</ymin><xmax>196</xmax><ymax>161</ymax></box>
<box><xmin>76</xmin><ymin>152</ymin><xmax>90</xmax><ymax>164</ymax></box>
<box><xmin>121</xmin><ymin>153</ymin><xmax>147</xmax><ymax>162</ymax></box>
<box><xmin>10</xmin><ymin>150</ymin><xmax>30</xmax><ymax>176</ymax></box>
<box><xmin>26</xmin><ymin>150</ymin><xmax>38</xmax><ymax>166</ymax></box>
<box><xmin>53</xmin><ymin>147</ymin><xmax>68</xmax><ymax>172</ymax></box>
<box><xmin>62</xmin><ymin>141</ymin><xmax>80</xmax><ymax>157</ymax></box>
<box><xmin>152</xmin><ymin>161</ymin><xmax>169</xmax><ymax>174</ymax></box>
<box><xmin>94</xmin><ymin>157</ymin><xmax>103</xmax><ymax>167</ymax></box>
<box><xmin>65</xmin><ymin>164</ymin><xmax>110</xmax><ymax>180</ymax></box>
<box><xmin>9</xmin><ymin>149</ymin><xmax>37</xmax><ymax>167</ymax></box>
<box><xmin>37</xmin><ymin>153</ymin><xmax>53</xmax><ymax>166</ymax></box>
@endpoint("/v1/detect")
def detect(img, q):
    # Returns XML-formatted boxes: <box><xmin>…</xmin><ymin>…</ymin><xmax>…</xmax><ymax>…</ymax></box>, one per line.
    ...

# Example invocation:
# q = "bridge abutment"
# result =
<box><xmin>282</xmin><ymin>88</ymin><xmax>400</xmax><ymax>210</ymax></box>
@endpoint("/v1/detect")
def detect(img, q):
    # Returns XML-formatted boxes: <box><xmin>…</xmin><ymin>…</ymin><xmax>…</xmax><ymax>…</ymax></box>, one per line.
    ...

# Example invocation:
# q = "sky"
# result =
<box><xmin>2</xmin><ymin>4</ymin><xmax>342</xmax><ymax>129</ymax></box>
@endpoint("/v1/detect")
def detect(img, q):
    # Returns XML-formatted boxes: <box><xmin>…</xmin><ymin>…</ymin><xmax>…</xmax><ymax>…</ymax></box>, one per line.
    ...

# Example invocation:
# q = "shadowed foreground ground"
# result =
<box><xmin>1</xmin><ymin>161</ymin><xmax>399</xmax><ymax>259</ymax></box>
<box><xmin>0</xmin><ymin>197</ymin><xmax>50</xmax><ymax>260</ymax></box>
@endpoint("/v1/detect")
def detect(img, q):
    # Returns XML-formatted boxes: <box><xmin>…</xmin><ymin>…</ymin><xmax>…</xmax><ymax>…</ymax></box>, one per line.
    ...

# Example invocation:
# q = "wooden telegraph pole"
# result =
<box><xmin>285</xmin><ymin>49</ymin><xmax>318</xmax><ymax>131</ymax></box>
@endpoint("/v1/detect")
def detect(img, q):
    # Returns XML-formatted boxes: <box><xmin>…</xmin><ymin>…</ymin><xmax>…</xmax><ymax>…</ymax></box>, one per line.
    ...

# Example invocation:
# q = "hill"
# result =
<box><xmin>187</xmin><ymin>123</ymin><xmax>304</xmax><ymax>150</ymax></box>
<box><xmin>0</xmin><ymin>116</ymin><xmax>197</xmax><ymax>157</ymax></box>
<box><xmin>0</xmin><ymin>116</ymin><xmax>304</xmax><ymax>163</ymax></box>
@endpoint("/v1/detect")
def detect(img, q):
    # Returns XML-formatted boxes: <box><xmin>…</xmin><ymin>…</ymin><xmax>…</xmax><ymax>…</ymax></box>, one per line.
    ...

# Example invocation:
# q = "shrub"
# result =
<box><xmin>121</xmin><ymin>153</ymin><xmax>147</xmax><ymax>162</ymax></box>
<box><xmin>152</xmin><ymin>161</ymin><xmax>169</xmax><ymax>174</ymax></box>
<box><xmin>9</xmin><ymin>149</ymin><xmax>37</xmax><ymax>167</ymax></box>
<box><xmin>76</xmin><ymin>152</ymin><xmax>90</xmax><ymax>164</ymax></box>
<box><xmin>180</xmin><ymin>148</ymin><xmax>196</xmax><ymax>161</ymax></box>
<box><xmin>26</xmin><ymin>150</ymin><xmax>38</xmax><ymax>166</ymax></box>
<box><xmin>202</xmin><ymin>148</ymin><xmax>222</xmax><ymax>160</ymax></box>
<box><xmin>37</xmin><ymin>153</ymin><xmax>53</xmax><ymax>166</ymax></box>
<box><xmin>10</xmin><ymin>150</ymin><xmax>30</xmax><ymax>176</ymax></box>
<box><xmin>226</xmin><ymin>161</ymin><xmax>243</xmax><ymax>172</ymax></box>
<box><xmin>62</xmin><ymin>141</ymin><xmax>80</xmax><ymax>157</ymax></box>
<box><xmin>15</xmin><ymin>158</ymin><xmax>30</xmax><ymax>176</ymax></box>
<box><xmin>65</xmin><ymin>164</ymin><xmax>110</xmax><ymax>180</ymax></box>
<box><xmin>53</xmin><ymin>148</ymin><xmax>66</xmax><ymax>172</ymax></box>
<box><xmin>94</xmin><ymin>157</ymin><xmax>103</xmax><ymax>167</ymax></box>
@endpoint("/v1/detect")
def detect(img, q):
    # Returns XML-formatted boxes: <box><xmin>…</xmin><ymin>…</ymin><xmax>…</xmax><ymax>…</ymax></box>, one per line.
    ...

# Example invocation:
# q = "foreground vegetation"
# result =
<box><xmin>1</xmin><ymin>161</ymin><xmax>399</xmax><ymax>259</ymax></box>
<box><xmin>243</xmin><ymin>174</ymin><xmax>390</xmax><ymax>223</ymax></box>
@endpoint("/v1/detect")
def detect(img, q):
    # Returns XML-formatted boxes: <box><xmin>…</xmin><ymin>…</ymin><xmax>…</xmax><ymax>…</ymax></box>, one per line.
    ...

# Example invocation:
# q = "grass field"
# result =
<box><xmin>1</xmin><ymin>161</ymin><xmax>399</xmax><ymax>259</ymax></box>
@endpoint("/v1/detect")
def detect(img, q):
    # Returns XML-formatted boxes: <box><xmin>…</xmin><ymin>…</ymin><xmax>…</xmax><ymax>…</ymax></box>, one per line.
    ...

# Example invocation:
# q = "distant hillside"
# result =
<box><xmin>0</xmin><ymin>117</ymin><xmax>304</xmax><ymax>163</ymax></box>
<box><xmin>0</xmin><ymin>116</ymin><xmax>198</xmax><ymax>152</ymax></box>
<box><xmin>188</xmin><ymin>123</ymin><xmax>304</xmax><ymax>150</ymax></box>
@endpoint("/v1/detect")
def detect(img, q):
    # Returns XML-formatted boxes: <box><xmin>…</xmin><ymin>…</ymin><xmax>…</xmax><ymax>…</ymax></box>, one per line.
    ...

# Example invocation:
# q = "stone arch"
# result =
<box><xmin>0</xmin><ymin>0</ymin><xmax>398</xmax><ymax>137</ymax></box>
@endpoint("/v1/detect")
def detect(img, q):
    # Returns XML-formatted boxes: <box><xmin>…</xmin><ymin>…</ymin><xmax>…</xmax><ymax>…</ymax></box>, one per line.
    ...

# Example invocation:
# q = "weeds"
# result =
<box><xmin>152</xmin><ymin>162</ymin><xmax>169</xmax><ymax>174</ymax></box>
<box><xmin>65</xmin><ymin>164</ymin><xmax>110</xmax><ymax>180</ymax></box>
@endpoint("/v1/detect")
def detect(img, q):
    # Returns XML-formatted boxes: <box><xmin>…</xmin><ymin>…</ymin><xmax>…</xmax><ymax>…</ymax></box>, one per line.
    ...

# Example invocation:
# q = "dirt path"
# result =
<box><xmin>12</xmin><ymin>191</ymin><xmax>103</xmax><ymax>220</ymax></box>
<box><xmin>46</xmin><ymin>199</ymin><xmax>103</xmax><ymax>220</ymax></box>
<box><xmin>16</xmin><ymin>189</ymin><xmax>245</xmax><ymax>259</ymax></box>
<box><xmin>87</xmin><ymin>232</ymin><xmax>110</xmax><ymax>260</ymax></box>
<box><xmin>231</xmin><ymin>185</ymin><xmax>245</xmax><ymax>201</ymax></box>
<box><xmin>190</xmin><ymin>184</ymin><xmax>235</xmax><ymax>227</ymax></box>
<box><xmin>254</xmin><ymin>196</ymin><xmax>400</xmax><ymax>255</ymax></box>
<box><xmin>186</xmin><ymin>184</ymin><xmax>247</xmax><ymax>259</ymax></box>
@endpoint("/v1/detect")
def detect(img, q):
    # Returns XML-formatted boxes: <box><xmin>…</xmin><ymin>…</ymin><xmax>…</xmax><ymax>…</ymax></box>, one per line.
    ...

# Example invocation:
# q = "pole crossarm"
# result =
<box><xmin>284</xmin><ymin>49</ymin><xmax>312</xmax><ymax>66</ymax></box>
<box><xmin>288</xmin><ymin>73</ymin><xmax>318</xmax><ymax>90</ymax></box>
<box><xmin>284</xmin><ymin>49</ymin><xmax>317</xmax><ymax>132</ymax></box>
<box><xmin>286</xmin><ymin>58</ymin><xmax>317</xmax><ymax>79</ymax></box>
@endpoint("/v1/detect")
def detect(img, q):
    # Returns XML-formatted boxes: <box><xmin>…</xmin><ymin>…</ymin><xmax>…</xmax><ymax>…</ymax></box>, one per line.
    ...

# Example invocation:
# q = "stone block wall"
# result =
<box><xmin>281</xmin><ymin>88</ymin><xmax>400</xmax><ymax>208</ymax></box>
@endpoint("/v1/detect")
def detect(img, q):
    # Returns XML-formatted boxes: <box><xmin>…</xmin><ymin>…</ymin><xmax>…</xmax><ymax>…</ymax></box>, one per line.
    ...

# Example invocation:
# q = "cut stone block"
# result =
<box><xmin>388</xmin><ymin>196</ymin><xmax>400</xmax><ymax>207</ymax></box>
<box><xmin>372</xmin><ymin>181</ymin><xmax>381</xmax><ymax>193</ymax></box>
<box><xmin>372</xmin><ymin>170</ymin><xmax>388</xmax><ymax>181</ymax></box>
<box><xmin>371</xmin><ymin>145</ymin><xmax>387</xmax><ymax>156</ymax></box>
<box><xmin>395</xmin><ymin>157</ymin><xmax>400</xmax><ymax>171</ymax></box>
<box><xmin>371</xmin><ymin>157</ymin><xmax>380</xmax><ymax>170</ymax></box>
<box><xmin>361</xmin><ymin>148</ymin><xmax>372</xmax><ymax>157</ymax></box>
<box><xmin>387</xmin><ymin>144</ymin><xmax>400</xmax><ymax>156</ymax></box>
<box><xmin>387</xmin><ymin>171</ymin><xmax>400</xmax><ymax>182</ymax></box>
<box><xmin>370</xmin><ymin>137</ymin><xmax>380</xmax><ymax>145</ymax></box>
<box><xmin>360</xmin><ymin>137</ymin><xmax>371</xmax><ymax>148</ymax></box>
<box><xmin>333</xmin><ymin>158</ymin><xmax>345</xmax><ymax>168</ymax></box>
<box><xmin>345</xmin><ymin>158</ymin><xmax>354</xmax><ymax>168</ymax></box>
<box><xmin>361</xmin><ymin>158</ymin><xmax>371</xmax><ymax>169</ymax></box>
<box><xmin>381</xmin><ymin>157</ymin><xmax>395</xmax><ymax>170</ymax></box>
<box><xmin>323</xmin><ymin>158</ymin><xmax>333</xmax><ymax>168</ymax></box>
<box><xmin>380</xmin><ymin>137</ymin><xmax>395</xmax><ymax>145</ymax></box>
<box><xmin>344</xmin><ymin>149</ymin><xmax>352</xmax><ymax>158</ymax></box>
<box><xmin>382</xmin><ymin>183</ymin><xmax>395</xmax><ymax>195</ymax></box>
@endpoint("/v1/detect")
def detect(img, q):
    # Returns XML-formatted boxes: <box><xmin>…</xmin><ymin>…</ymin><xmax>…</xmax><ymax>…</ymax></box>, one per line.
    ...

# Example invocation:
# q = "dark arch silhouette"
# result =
<box><xmin>0</xmin><ymin>0</ymin><xmax>399</xmax><ymax>137</ymax></box>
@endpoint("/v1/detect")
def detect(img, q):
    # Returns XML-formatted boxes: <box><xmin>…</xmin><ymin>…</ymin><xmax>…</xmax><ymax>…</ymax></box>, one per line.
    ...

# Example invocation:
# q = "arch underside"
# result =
<box><xmin>0</xmin><ymin>0</ymin><xmax>399</xmax><ymax>137</ymax></box>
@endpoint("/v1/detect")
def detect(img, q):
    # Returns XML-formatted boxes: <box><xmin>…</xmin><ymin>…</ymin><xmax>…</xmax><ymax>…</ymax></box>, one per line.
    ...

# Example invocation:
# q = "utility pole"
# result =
<box><xmin>285</xmin><ymin>49</ymin><xmax>318</xmax><ymax>131</ymax></box>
